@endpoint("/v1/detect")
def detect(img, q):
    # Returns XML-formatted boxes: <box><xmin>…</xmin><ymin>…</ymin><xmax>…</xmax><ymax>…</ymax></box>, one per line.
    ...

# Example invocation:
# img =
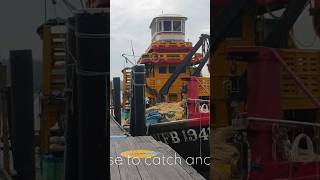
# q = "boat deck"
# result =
<box><xmin>110</xmin><ymin>119</ymin><xmax>205</xmax><ymax>180</ymax></box>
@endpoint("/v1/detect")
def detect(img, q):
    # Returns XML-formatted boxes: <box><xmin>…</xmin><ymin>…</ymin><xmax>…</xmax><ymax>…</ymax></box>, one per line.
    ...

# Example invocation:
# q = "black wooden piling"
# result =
<box><xmin>113</xmin><ymin>77</ymin><xmax>121</xmax><ymax>124</ymax></box>
<box><xmin>75</xmin><ymin>9</ymin><xmax>109</xmax><ymax>180</ymax></box>
<box><xmin>129</xmin><ymin>65</ymin><xmax>146</xmax><ymax>136</ymax></box>
<box><xmin>9</xmin><ymin>50</ymin><xmax>35</xmax><ymax>180</ymax></box>
<box><xmin>64</xmin><ymin>16</ymin><xmax>79</xmax><ymax>180</ymax></box>
<box><xmin>6</xmin><ymin>87</ymin><xmax>13</xmax><ymax>153</ymax></box>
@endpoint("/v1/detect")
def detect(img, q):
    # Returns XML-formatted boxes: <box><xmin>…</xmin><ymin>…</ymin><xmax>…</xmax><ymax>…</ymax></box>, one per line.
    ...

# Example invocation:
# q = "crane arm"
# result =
<box><xmin>192</xmin><ymin>50</ymin><xmax>210</xmax><ymax>77</ymax></box>
<box><xmin>157</xmin><ymin>34</ymin><xmax>209</xmax><ymax>102</ymax></box>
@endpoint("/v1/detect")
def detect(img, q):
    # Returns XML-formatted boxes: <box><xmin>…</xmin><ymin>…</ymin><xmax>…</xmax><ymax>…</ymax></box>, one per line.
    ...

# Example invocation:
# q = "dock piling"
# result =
<box><xmin>130</xmin><ymin>65</ymin><xmax>146</xmax><ymax>136</ymax></box>
<box><xmin>75</xmin><ymin>8</ymin><xmax>110</xmax><ymax>180</ymax></box>
<box><xmin>64</xmin><ymin>16</ymin><xmax>79</xmax><ymax>180</ymax></box>
<box><xmin>112</xmin><ymin>77</ymin><xmax>121</xmax><ymax>124</ymax></box>
<box><xmin>9</xmin><ymin>50</ymin><xmax>35</xmax><ymax>180</ymax></box>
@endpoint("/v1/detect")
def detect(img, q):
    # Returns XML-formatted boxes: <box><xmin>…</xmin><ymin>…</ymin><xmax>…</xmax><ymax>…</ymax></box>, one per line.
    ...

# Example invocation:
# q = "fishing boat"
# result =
<box><xmin>120</xmin><ymin>14</ymin><xmax>210</xmax><ymax>175</ymax></box>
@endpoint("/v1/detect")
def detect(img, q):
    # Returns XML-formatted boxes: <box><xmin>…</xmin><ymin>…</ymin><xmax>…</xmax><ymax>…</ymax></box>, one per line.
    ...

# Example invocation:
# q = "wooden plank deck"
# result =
<box><xmin>110</xmin><ymin>119</ymin><xmax>205</xmax><ymax>180</ymax></box>
<box><xmin>0</xmin><ymin>168</ymin><xmax>12</xmax><ymax>180</ymax></box>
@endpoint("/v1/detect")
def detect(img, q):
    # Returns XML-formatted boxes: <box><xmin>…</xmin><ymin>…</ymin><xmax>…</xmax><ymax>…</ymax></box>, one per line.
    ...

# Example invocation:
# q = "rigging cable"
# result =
<box><xmin>80</xmin><ymin>0</ymin><xmax>85</xmax><ymax>8</ymax></box>
<box><xmin>57</xmin><ymin>1</ymin><xmax>73</xmax><ymax>16</ymax></box>
<box><xmin>265</xmin><ymin>5</ymin><xmax>282</xmax><ymax>19</ymax></box>
<box><xmin>44</xmin><ymin>0</ymin><xmax>47</xmax><ymax>22</ymax></box>
<box><xmin>130</xmin><ymin>40</ymin><xmax>136</xmax><ymax>64</ymax></box>
<box><xmin>61</xmin><ymin>0</ymin><xmax>77</xmax><ymax>11</ymax></box>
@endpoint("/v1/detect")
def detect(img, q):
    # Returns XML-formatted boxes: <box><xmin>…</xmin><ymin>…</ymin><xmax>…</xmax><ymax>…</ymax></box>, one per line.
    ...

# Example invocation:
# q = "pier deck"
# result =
<box><xmin>110</xmin><ymin>119</ymin><xmax>205</xmax><ymax>180</ymax></box>
<box><xmin>0</xmin><ymin>169</ymin><xmax>11</xmax><ymax>180</ymax></box>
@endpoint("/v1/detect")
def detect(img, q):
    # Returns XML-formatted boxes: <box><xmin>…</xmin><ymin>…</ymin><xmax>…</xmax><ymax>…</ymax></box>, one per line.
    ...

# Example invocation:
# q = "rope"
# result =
<box><xmin>272</xmin><ymin>124</ymin><xmax>291</xmax><ymax>161</ymax></box>
<box><xmin>66</xmin><ymin>47</ymin><xmax>109</xmax><ymax>77</ymax></box>
<box><xmin>131</xmin><ymin>83</ymin><xmax>146</xmax><ymax>86</ymax></box>
<box><xmin>187</xmin><ymin>98</ymin><xmax>210</xmax><ymax>102</ymax></box>
<box><xmin>213</xmin><ymin>127</ymin><xmax>240</xmax><ymax>179</ymax></box>
<box><xmin>247</xmin><ymin>117</ymin><xmax>320</xmax><ymax>127</ymax></box>
<box><xmin>199</xmin><ymin>104</ymin><xmax>202</xmax><ymax>159</ymax></box>
<box><xmin>76</xmin><ymin>68</ymin><xmax>109</xmax><ymax>77</ymax></box>
<box><xmin>75</xmin><ymin>32</ymin><xmax>110</xmax><ymax>39</ymax></box>
<box><xmin>131</xmin><ymin>71</ymin><xmax>145</xmax><ymax>75</ymax></box>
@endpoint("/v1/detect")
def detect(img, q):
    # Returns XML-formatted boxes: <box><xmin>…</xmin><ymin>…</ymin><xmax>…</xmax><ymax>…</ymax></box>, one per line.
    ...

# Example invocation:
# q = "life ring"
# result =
<box><xmin>199</xmin><ymin>104</ymin><xmax>209</xmax><ymax>113</ymax></box>
<box><xmin>291</xmin><ymin>133</ymin><xmax>315</xmax><ymax>162</ymax></box>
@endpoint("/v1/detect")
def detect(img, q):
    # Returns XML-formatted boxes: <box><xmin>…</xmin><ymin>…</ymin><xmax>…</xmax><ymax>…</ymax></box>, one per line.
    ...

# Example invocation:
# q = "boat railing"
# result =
<box><xmin>187</xmin><ymin>98</ymin><xmax>210</xmax><ymax>114</ymax></box>
<box><xmin>233</xmin><ymin>117</ymin><xmax>320</xmax><ymax>162</ymax></box>
<box><xmin>194</xmin><ymin>77</ymin><xmax>210</xmax><ymax>96</ymax></box>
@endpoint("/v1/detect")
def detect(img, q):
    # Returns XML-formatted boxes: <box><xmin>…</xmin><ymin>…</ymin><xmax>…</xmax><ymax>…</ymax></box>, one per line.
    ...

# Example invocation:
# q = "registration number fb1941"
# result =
<box><xmin>151</xmin><ymin>127</ymin><xmax>210</xmax><ymax>144</ymax></box>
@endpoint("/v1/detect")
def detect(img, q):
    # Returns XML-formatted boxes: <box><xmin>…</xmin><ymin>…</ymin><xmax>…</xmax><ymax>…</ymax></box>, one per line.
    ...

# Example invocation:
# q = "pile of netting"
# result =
<box><xmin>145</xmin><ymin>102</ymin><xmax>185</xmax><ymax>125</ymax></box>
<box><xmin>212</xmin><ymin>127</ymin><xmax>240</xmax><ymax>180</ymax></box>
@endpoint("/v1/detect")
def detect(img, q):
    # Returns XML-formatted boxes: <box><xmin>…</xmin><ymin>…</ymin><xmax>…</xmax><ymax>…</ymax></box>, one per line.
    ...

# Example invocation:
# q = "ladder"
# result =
<box><xmin>122</xmin><ymin>68</ymin><xmax>132</xmax><ymax>106</ymax></box>
<box><xmin>40</xmin><ymin>25</ymin><xmax>67</xmax><ymax>153</ymax></box>
<box><xmin>42</xmin><ymin>26</ymin><xmax>66</xmax><ymax>95</ymax></box>
<box><xmin>148</xmin><ymin>79</ymin><xmax>156</xmax><ymax>89</ymax></box>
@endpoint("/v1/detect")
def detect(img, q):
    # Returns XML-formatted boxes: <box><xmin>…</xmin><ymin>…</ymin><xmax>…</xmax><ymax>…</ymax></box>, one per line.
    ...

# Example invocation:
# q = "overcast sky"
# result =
<box><xmin>110</xmin><ymin>0</ymin><xmax>210</xmax><ymax>78</ymax></box>
<box><xmin>0</xmin><ymin>0</ymin><xmax>81</xmax><ymax>61</ymax></box>
<box><xmin>0</xmin><ymin>0</ymin><xmax>319</xmax><ymax>77</ymax></box>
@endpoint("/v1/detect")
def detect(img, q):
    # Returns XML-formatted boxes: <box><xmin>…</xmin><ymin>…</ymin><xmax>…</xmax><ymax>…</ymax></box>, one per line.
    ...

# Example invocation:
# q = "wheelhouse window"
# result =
<box><xmin>159</xmin><ymin>66</ymin><xmax>167</xmax><ymax>74</ymax></box>
<box><xmin>169</xmin><ymin>66</ymin><xmax>176</xmax><ymax>73</ymax></box>
<box><xmin>151</xmin><ymin>24</ymin><xmax>156</xmax><ymax>37</ymax></box>
<box><xmin>155</xmin><ymin>20</ymin><xmax>185</xmax><ymax>33</ymax></box>
<box><xmin>182</xmin><ymin>21</ymin><xmax>185</xmax><ymax>32</ymax></box>
<box><xmin>181</xmin><ymin>67</ymin><xmax>186</xmax><ymax>73</ymax></box>
<box><xmin>173</xmin><ymin>21</ymin><xmax>182</xmax><ymax>32</ymax></box>
<box><xmin>168</xmin><ymin>94</ymin><xmax>178</xmax><ymax>102</ymax></box>
<box><xmin>163</xmin><ymin>21</ymin><xmax>172</xmax><ymax>31</ymax></box>
<box><xmin>157</xmin><ymin>21</ymin><xmax>162</xmax><ymax>32</ymax></box>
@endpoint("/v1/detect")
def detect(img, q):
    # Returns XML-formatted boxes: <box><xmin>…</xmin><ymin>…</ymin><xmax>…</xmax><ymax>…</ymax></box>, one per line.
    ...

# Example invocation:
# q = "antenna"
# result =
<box><xmin>130</xmin><ymin>40</ymin><xmax>136</xmax><ymax>64</ymax></box>
<box><xmin>122</xmin><ymin>54</ymin><xmax>135</xmax><ymax>66</ymax></box>
<box><xmin>44</xmin><ymin>0</ymin><xmax>47</xmax><ymax>22</ymax></box>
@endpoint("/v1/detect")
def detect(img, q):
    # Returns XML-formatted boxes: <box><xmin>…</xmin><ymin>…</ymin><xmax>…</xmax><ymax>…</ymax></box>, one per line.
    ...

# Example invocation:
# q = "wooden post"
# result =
<box><xmin>9</xmin><ymin>50</ymin><xmax>35</xmax><ymax>180</ymax></box>
<box><xmin>1</xmin><ymin>88</ymin><xmax>10</xmax><ymax>173</ymax></box>
<box><xmin>75</xmin><ymin>9</ymin><xmax>109</xmax><ymax>180</ymax></box>
<box><xmin>6</xmin><ymin>87</ymin><xmax>13</xmax><ymax>171</ymax></box>
<box><xmin>113</xmin><ymin>77</ymin><xmax>121</xmax><ymax>124</ymax></box>
<box><xmin>64</xmin><ymin>16</ymin><xmax>79</xmax><ymax>180</ymax></box>
<box><xmin>130</xmin><ymin>65</ymin><xmax>146</xmax><ymax>136</ymax></box>
<box><xmin>2</xmin><ymin>83</ymin><xmax>9</xmax><ymax>174</ymax></box>
<box><xmin>0</xmin><ymin>64</ymin><xmax>4</xmax><ymax>168</ymax></box>
<box><xmin>40</xmin><ymin>25</ymin><xmax>52</xmax><ymax>154</ymax></box>
<box><xmin>0</xmin><ymin>64</ymin><xmax>10</xmax><ymax>173</ymax></box>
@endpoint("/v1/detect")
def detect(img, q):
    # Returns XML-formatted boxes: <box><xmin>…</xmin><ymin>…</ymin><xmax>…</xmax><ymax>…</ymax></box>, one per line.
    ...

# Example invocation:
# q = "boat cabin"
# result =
<box><xmin>149</xmin><ymin>14</ymin><xmax>187</xmax><ymax>42</ymax></box>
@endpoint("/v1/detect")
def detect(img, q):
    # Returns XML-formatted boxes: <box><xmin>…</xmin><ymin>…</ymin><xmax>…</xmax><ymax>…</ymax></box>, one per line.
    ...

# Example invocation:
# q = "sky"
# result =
<box><xmin>0</xmin><ymin>0</ymin><xmax>81</xmax><ymax>61</ymax></box>
<box><xmin>0</xmin><ymin>0</ymin><xmax>319</xmax><ymax>74</ymax></box>
<box><xmin>110</xmin><ymin>0</ymin><xmax>210</xmax><ymax>78</ymax></box>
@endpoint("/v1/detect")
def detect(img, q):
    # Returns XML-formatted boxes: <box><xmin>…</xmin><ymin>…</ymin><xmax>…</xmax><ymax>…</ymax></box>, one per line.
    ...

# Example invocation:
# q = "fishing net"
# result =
<box><xmin>146</xmin><ymin>102</ymin><xmax>185</xmax><ymax>122</ymax></box>
<box><xmin>212</xmin><ymin>126</ymin><xmax>240</xmax><ymax>180</ymax></box>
